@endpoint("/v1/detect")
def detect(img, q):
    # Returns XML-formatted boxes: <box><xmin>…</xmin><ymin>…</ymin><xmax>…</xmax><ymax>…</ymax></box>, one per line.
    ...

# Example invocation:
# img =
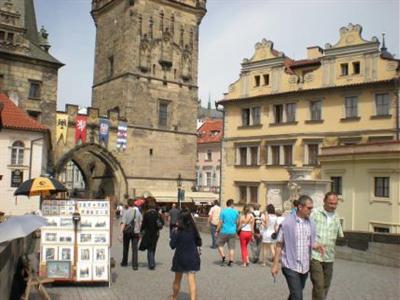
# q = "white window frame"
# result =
<box><xmin>236</xmin><ymin>144</ymin><xmax>260</xmax><ymax>166</ymax></box>
<box><xmin>11</xmin><ymin>141</ymin><xmax>25</xmax><ymax>165</ymax></box>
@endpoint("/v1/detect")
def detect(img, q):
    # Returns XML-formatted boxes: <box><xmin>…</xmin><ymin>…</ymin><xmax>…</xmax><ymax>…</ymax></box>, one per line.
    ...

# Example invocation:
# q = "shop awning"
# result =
<box><xmin>150</xmin><ymin>191</ymin><xmax>219</xmax><ymax>204</ymax></box>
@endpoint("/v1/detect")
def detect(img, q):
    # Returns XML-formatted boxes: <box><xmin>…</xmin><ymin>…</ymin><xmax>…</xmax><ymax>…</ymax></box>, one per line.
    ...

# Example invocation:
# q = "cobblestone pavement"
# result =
<box><xmin>35</xmin><ymin>220</ymin><xmax>400</xmax><ymax>300</ymax></box>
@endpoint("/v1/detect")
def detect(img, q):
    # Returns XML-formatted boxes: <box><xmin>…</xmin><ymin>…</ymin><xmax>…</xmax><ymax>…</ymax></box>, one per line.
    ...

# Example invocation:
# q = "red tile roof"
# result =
<box><xmin>197</xmin><ymin>119</ymin><xmax>223</xmax><ymax>144</ymax></box>
<box><xmin>0</xmin><ymin>93</ymin><xmax>48</xmax><ymax>132</ymax></box>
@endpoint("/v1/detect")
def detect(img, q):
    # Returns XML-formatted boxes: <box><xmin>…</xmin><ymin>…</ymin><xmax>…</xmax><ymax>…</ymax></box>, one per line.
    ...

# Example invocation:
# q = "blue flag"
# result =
<box><xmin>99</xmin><ymin>118</ymin><xmax>110</xmax><ymax>146</ymax></box>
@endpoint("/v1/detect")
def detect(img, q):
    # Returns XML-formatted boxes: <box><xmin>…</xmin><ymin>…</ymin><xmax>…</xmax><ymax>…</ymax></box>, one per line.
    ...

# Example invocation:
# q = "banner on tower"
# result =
<box><xmin>99</xmin><ymin>118</ymin><xmax>110</xmax><ymax>146</ymax></box>
<box><xmin>117</xmin><ymin>122</ymin><xmax>127</xmax><ymax>151</ymax></box>
<box><xmin>75</xmin><ymin>115</ymin><xmax>87</xmax><ymax>144</ymax></box>
<box><xmin>56</xmin><ymin>113</ymin><xmax>68</xmax><ymax>144</ymax></box>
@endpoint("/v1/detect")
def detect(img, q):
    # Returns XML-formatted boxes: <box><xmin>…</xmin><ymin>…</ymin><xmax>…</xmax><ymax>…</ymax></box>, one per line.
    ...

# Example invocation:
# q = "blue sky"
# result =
<box><xmin>34</xmin><ymin>0</ymin><xmax>399</xmax><ymax>110</ymax></box>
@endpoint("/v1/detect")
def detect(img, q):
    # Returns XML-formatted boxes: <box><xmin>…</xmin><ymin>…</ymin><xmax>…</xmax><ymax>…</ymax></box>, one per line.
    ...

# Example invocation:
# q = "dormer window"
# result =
<box><xmin>254</xmin><ymin>75</ymin><xmax>260</xmax><ymax>87</ymax></box>
<box><xmin>352</xmin><ymin>62</ymin><xmax>360</xmax><ymax>74</ymax></box>
<box><xmin>340</xmin><ymin>63</ymin><xmax>349</xmax><ymax>76</ymax></box>
<box><xmin>263</xmin><ymin>74</ymin><xmax>270</xmax><ymax>85</ymax></box>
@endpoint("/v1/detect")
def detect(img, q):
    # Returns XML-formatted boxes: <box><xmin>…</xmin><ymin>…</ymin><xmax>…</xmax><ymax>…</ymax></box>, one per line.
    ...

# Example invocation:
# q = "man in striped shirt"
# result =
<box><xmin>310</xmin><ymin>192</ymin><xmax>344</xmax><ymax>300</ymax></box>
<box><xmin>272</xmin><ymin>195</ymin><xmax>324</xmax><ymax>300</ymax></box>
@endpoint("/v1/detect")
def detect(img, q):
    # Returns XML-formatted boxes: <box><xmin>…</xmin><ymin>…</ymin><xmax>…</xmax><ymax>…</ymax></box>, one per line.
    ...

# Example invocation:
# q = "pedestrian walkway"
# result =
<box><xmin>34</xmin><ymin>220</ymin><xmax>400</xmax><ymax>300</ymax></box>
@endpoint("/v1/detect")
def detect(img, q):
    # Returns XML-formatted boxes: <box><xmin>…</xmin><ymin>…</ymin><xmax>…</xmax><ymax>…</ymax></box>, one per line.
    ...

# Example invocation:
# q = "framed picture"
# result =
<box><xmin>59</xmin><ymin>217</ymin><xmax>73</xmax><ymax>228</ymax></box>
<box><xmin>42</xmin><ymin>246</ymin><xmax>57</xmax><ymax>262</ymax></box>
<box><xmin>44</xmin><ymin>232</ymin><xmax>57</xmax><ymax>242</ymax></box>
<box><xmin>92</xmin><ymin>264</ymin><xmax>108</xmax><ymax>281</ymax></box>
<box><xmin>93</xmin><ymin>218</ymin><xmax>108</xmax><ymax>229</ymax></box>
<box><xmin>59</xmin><ymin>231</ymin><xmax>74</xmax><ymax>243</ymax></box>
<box><xmin>79</xmin><ymin>218</ymin><xmax>92</xmax><ymax>228</ymax></box>
<box><xmin>45</xmin><ymin>217</ymin><xmax>58</xmax><ymax>227</ymax></box>
<box><xmin>94</xmin><ymin>246</ymin><xmax>108</xmax><ymax>262</ymax></box>
<box><xmin>79</xmin><ymin>233</ymin><xmax>92</xmax><ymax>244</ymax></box>
<box><xmin>77</xmin><ymin>263</ymin><xmax>92</xmax><ymax>281</ymax></box>
<box><xmin>78</xmin><ymin>247</ymin><xmax>92</xmax><ymax>262</ymax></box>
<box><xmin>93</xmin><ymin>232</ymin><xmax>108</xmax><ymax>244</ymax></box>
<box><xmin>47</xmin><ymin>261</ymin><xmax>71</xmax><ymax>279</ymax></box>
<box><xmin>59</xmin><ymin>246</ymin><xmax>73</xmax><ymax>261</ymax></box>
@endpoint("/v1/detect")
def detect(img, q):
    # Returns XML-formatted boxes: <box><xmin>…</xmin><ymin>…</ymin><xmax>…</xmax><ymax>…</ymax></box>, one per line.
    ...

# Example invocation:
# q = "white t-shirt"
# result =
<box><xmin>325</xmin><ymin>210</ymin><xmax>335</xmax><ymax>224</ymax></box>
<box><xmin>208</xmin><ymin>205</ymin><xmax>221</xmax><ymax>225</ymax></box>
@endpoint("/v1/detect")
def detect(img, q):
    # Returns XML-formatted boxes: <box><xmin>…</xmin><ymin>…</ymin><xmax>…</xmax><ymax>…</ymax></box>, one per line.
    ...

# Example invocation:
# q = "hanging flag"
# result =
<box><xmin>56</xmin><ymin>113</ymin><xmax>68</xmax><ymax>144</ymax></box>
<box><xmin>99</xmin><ymin>118</ymin><xmax>110</xmax><ymax>146</ymax></box>
<box><xmin>117</xmin><ymin>121</ymin><xmax>127</xmax><ymax>150</ymax></box>
<box><xmin>75</xmin><ymin>115</ymin><xmax>87</xmax><ymax>144</ymax></box>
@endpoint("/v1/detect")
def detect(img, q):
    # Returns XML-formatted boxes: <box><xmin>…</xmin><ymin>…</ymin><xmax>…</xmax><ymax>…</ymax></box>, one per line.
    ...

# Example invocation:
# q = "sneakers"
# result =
<box><xmin>227</xmin><ymin>260</ymin><xmax>233</xmax><ymax>267</ymax></box>
<box><xmin>220</xmin><ymin>256</ymin><xmax>226</xmax><ymax>266</ymax></box>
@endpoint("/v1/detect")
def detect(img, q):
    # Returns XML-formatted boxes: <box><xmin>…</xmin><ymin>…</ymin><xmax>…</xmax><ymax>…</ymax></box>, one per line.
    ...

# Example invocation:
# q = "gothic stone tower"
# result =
<box><xmin>90</xmin><ymin>0</ymin><xmax>206</xmax><ymax>196</ymax></box>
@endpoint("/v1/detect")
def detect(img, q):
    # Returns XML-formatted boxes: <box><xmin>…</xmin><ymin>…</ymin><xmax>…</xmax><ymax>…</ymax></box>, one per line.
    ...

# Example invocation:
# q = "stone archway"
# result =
<box><xmin>54</xmin><ymin>143</ymin><xmax>128</xmax><ymax>201</ymax></box>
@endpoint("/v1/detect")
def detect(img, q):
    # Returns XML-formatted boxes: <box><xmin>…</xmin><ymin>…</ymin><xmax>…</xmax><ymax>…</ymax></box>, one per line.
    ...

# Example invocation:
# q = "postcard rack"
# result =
<box><xmin>39</xmin><ymin>199</ymin><xmax>112</xmax><ymax>285</ymax></box>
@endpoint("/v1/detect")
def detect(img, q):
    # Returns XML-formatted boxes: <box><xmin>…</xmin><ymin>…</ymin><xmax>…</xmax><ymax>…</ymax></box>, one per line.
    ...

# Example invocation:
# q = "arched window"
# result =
<box><xmin>11</xmin><ymin>141</ymin><xmax>25</xmax><ymax>165</ymax></box>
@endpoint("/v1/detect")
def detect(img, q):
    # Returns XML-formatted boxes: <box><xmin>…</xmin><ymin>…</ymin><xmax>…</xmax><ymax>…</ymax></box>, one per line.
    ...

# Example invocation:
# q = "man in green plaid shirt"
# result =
<box><xmin>310</xmin><ymin>192</ymin><xmax>344</xmax><ymax>300</ymax></box>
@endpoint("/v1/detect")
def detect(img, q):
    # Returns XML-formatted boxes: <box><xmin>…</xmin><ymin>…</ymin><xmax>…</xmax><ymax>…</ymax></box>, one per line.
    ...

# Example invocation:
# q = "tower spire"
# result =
<box><xmin>380</xmin><ymin>33</ymin><xmax>387</xmax><ymax>52</ymax></box>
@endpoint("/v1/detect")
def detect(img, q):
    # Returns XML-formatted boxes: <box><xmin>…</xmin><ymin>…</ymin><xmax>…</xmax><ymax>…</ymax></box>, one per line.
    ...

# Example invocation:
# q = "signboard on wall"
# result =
<box><xmin>11</xmin><ymin>169</ymin><xmax>23</xmax><ymax>187</ymax></box>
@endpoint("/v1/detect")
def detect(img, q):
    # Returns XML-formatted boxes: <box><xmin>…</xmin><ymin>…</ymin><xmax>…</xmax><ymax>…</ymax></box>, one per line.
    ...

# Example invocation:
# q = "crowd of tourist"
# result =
<box><xmin>117</xmin><ymin>191</ymin><xmax>343</xmax><ymax>300</ymax></box>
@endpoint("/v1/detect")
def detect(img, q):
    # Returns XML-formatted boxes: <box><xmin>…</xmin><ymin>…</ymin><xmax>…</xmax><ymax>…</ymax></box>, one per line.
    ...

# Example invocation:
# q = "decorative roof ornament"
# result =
<box><xmin>329</xmin><ymin>23</ymin><xmax>378</xmax><ymax>49</ymax></box>
<box><xmin>246</xmin><ymin>38</ymin><xmax>285</xmax><ymax>63</ymax></box>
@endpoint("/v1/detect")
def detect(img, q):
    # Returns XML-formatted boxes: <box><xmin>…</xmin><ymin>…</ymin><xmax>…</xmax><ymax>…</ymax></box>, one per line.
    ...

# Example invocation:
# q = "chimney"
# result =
<box><xmin>306</xmin><ymin>46</ymin><xmax>323</xmax><ymax>59</ymax></box>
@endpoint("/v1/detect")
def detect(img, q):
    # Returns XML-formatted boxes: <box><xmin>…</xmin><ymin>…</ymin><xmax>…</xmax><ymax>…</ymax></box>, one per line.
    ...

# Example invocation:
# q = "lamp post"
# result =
<box><xmin>72</xmin><ymin>209</ymin><xmax>81</xmax><ymax>279</ymax></box>
<box><xmin>177</xmin><ymin>174</ymin><xmax>182</xmax><ymax>209</ymax></box>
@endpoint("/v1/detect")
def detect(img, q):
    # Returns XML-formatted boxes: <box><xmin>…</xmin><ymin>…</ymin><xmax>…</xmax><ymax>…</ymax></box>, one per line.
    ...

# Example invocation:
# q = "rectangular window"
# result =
<box><xmin>374</xmin><ymin>177</ymin><xmax>390</xmax><ymax>198</ymax></box>
<box><xmin>206</xmin><ymin>150</ymin><xmax>212</xmax><ymax>161</ymax></box>
<box><xmin>28</xmin><ymin>81</ymin><xmax>41</xmax><ymax>99</ymax></box>
<box><xmin>284</xmin><ymin>145</ymin><xmax>293</xmax><ymax>165</ymax></box>
<box><xmin>108</xmin><ymin>56</ymin><xmax>114</xmax><ymax>78</ymax></box>
<box><xmin>285</xmin><ymin>103</ymin><xmax>296</xmax><ymax>122</ymax></box>
<box><xmin>254</xmin><ymin>75</ymin><xmax>260</xmax><ymax>87</ymax></box>
<box><xmin>7</xmin><ymin>32</ymin><xmax>14</xmax><ymax>43</ymax></box>
<box><xmin>158</xmin><ymin>102</ymin><xmax>168</xmax><ymax>127</ymax></box>
<box><xmin>373</xmin><ymin>226</ymin><xmax>390</xmax><ymax>233</ymax></box>
<box><xmin>331</xmin><ymin>176</ymin><xmax>342</xmax><ymax>195</ymax></box>
<box><xmin>251</xmin><ymin>107</ymin><xmax>261</xmax><ymax>125</ymax></box>
<box><xmin>307</xmin><ymin>144</ymin><xmax>319</xmax><ymax>165</ymax></box>
<box><xmin>352</xmin><ymin>61</ymin><xmax>360</xmax><ymax>74</ymax></box>
<box><xmin>340</xmin><ymin>63</ymin><xmax>348</xmax><ymax>76</ymax></box>
<box><xmin>27</xmin><ymin>110</ymin><xmax>41</xmax><ymax>121</ymax></box>
<box><xmin>239</xmin><ymin>186</ymin><xmax>247</xmax><ymax>204</ymax></box>
<box><xmin>345</xmin><ymin>96</ymin><xmax>358</xmax><ymax>118</ymax></box>
<box><xmin>239</xmin><ymin>147</ymin><xmax>247</xmax><ymax>166</ymax></box>
<box><xmin>242</xmin><ymin>108</ymin><xmax>250</xmax><ymax>126</ymax></box>
<box><xmin>250</xmin><ymin>146</ymin><xmax>258</xmax><ymax>166</ymax></box>
<box><xmin>263</xmin><ymin>74</ymin><xmax>270</xmax><ymax>85</ymax></box>
<box><xmin>206</xmin><ymin>172</ymin><xmax>212</xmax><ymax>187</ymax></box>
<box><xmin>0</xmin><ymin>31</ymin><xmax>5</xmax><ymax>42</ymax></box>
<box><xmin>271</xmin><ymin>145</ymin><xmax>280</xmax><ymax>165</ymax></box>
<box><xmin>375</xmin><ymin>93</ymin><xmax>390</xmax><ymax>116</ymax></box>
<box><xmin>249</xmin><ymin>186</ymin><xmax>258</xmax><ymax>203</ymax></box>
<box><xmin>274</xmin><ymin>104</ymin><xmax>284</xmax><ymax>124</ymax></box>
<box><xmin>310</xmin><ymin>100</ymin><xmax>322</xmax><ymax>121</ymax></box>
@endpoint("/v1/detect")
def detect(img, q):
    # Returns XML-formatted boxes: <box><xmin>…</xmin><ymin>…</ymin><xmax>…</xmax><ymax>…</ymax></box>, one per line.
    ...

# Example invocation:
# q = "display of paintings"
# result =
<box><xmin>77</xmin><ymin>263</ymin><xmax>92</xmax><ymax>281</ymax></box>
<box><xmin>92</xmin><ymin>264</ymin><xmax>108</xmax><ymax>281</ymax></box>
<box><xmin>93</xmin><ymin>232</ymin><xmax>108</xmax><ymax>244</ymax></box>
<box><xmin>43</xmin><ymin>246</ymin><xmax>57</xmax><ymax>262</ymax></box>
<box><xmin>79</xmin><ymin>233</ymin><xmax>92</xmax><ymax>244</ymax></box>
<box><xmin>94</xmin><ymin>217</ymin><xmax>108</xmax><ymax>229</ymax></box>
<box><xmin>59</xmin><ymin>217</ymin><xmax>73</xmax><ymax>228</ymax></box>
<box><xmin>47</xmin><ymin>261</ymin><xmax>71</xmax><ymax>279</ymax></box>
<box><xmin>79</xmin><ymin>218</ymin><xmax>92</xmax><ymax>229</ymax></box>
<box><xmin>59</xmin><ymin>246</ymin><xmax>73</xmax><ymax>261</ymax></box>
<box><xmin>59</xmin><ymin>231</ymin><xmax>74</xmax><ymax>243</ymax></box>
<box><xmin>45</xmin><ymin>216</ymin><xmax>58</xmax><ymax>227</ymax></box>
<box><xmin>44</xmin><ymin>232</ymin><xmax>58</xmax><ymax>243</ymax></box>
<box><xmin>93</xmin><ymin>247</ymin><xmax>108</xmax><ymax>262</ymax></box>
<box><xmin>79</xmin><ymin>247</ymin><xmax>92</xmax><ymax>262</ymax></box>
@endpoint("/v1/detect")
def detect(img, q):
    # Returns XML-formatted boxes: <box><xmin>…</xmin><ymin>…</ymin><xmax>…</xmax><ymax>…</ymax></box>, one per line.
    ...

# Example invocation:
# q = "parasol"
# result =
<box><xmin>14</xmin><ymin>176</ymin><xmax>67</xmax><ymax>197</ymax></box>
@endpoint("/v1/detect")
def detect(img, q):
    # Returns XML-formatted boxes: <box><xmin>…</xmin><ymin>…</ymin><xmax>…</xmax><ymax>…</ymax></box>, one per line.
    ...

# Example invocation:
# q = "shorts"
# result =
<box><xmin>217</xmin><ymin>233</ymin><xmax>236</xmax><ymax>249</ymax></box>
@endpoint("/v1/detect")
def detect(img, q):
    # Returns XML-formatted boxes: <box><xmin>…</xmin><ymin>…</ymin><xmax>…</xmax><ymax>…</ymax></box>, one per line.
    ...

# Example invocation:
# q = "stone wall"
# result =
<box><xmin>0</xmin><ymin>234</ymin><xmax>36</xmax><ymax>299</ymax></box>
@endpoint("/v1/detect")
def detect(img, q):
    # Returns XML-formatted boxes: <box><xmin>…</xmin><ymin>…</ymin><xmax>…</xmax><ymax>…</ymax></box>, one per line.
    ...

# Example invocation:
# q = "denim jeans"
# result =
<box><xmin>250</xmin><ymin>235</ymin><xmax>262</xmax><ymax>262</ymax></box>
<box><xmin>282</xmin><ymin>267</ymin><xmax>309</xmax><ymax>300</ymax></box>
<box><xmin>147</xmin><ymin>249</ymin><xmax>156</xmax><ymax>269</ymax></box>
<box><xmin>210</xmin><ymin>224</ymin><xmax>217</xmax><ymax>248</ymax></box>
<box><xmin>122</xmin><ymin>232</ymin><xmax>139</xmax><ymax>268</ymax></box>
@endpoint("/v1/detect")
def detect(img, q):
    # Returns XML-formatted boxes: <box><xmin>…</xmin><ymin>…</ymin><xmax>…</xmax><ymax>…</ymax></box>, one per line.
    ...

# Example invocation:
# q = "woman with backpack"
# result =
<box><xmin>170</xmin><ymin>209</ymin><xmax>202</xmax><ymax>300</ymax></box>
<box><xmin>139</xmin><ymin>196</ymin><xmax>164</xmax><ymax>270</ymax></box>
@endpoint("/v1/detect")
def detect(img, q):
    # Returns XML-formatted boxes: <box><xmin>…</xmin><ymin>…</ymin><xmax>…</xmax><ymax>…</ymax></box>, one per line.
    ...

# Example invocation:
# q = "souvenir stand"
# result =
<box><xmin>39</xmin><ymin>199</ymin><xmax>112</xmax><ymax>285</ymax></box>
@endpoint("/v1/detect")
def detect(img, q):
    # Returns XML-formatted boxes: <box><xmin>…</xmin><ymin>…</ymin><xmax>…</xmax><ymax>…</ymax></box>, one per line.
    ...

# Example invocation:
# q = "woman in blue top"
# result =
<box><xmin>170</xmin><ymin>209</ymin><xmax>202</xmax><ymax>300</ymax></box>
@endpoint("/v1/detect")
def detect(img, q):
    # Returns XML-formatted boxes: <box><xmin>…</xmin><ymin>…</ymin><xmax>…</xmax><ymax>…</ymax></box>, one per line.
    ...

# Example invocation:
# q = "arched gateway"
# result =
<box><xmin>54</xmin><ymin>143</ymin><xmax>128</xmax><ymax>201</ymax></box>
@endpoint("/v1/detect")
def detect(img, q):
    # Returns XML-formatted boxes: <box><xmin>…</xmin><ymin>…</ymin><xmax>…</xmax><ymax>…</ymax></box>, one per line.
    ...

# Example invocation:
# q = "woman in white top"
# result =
<box><xmin>261</xmin><ymin>204</ymin><xmax>278</xmax><ymax>266</ymax></box>
<box><xmin>238</xmin><ymin>204</ymin><xmax>254</xmax><ymax>267</ymax></box>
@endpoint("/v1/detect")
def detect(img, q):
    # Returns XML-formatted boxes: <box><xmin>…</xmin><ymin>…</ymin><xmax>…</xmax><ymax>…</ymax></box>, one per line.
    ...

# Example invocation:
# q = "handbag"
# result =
<box><xmin>123</xmin><ymin>208</ymin><xmax>136</xmax><ymax>236</ymax></box>
<box><xmin>156</xmin><ymin>213</ymin><xmax>164</xmax><ymax>230</ymax></box>
<box><xmin>271</xmin><ymin>224</ymin><xmax>282</xmax><ymax>240</ymax></box>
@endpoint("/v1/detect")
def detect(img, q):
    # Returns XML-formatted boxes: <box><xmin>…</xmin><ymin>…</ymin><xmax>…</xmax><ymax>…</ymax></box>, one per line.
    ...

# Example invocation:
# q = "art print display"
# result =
<box><xmin>45</xmin><ymin>217</ymin><xmax>58</xmax><ymax>227</ymax></box>
<box><xmin>47</xmin><ymin>261</ymin><xmax>71</xmax><ymax>279</ymax></box>
<box><xmin>59</xmin><ymin>247</ymin><xmax>73</xmax><ymax>261</ymax></box>
<box><xmin>44</xmin><ymin>232</ymin><xmax>57</xmax><ymax>242</ymax></box>
<box><xmin>59</xmin><ymin>231</ymin><xmax>74</xmax><ymax>243</ymax></box>
<box><xmin>93</xmin><ymin>232</ymin><xmax>108</xmax><ymax>244</ymax></box>
<box><xmin>79</xmin><ymin>247</ymin><xmax>92</xmax><ymax>262</ymax></box>
<box><xmin>93</xmin><ymin>218</ymin><xmax>108</xmax><ymax>229</ymax></box>
<box><xmin>79</xmin><ymin>233</ymin><xmax>92</xmax><ymax>244</ymax></box>
<box><xmin>94</xmin><ymin>247</ymin><xmax>108</xmax><ymax>262</ymax></box>
<box><xmin>43</xmin><ymin>246</ymin><xmax>57</xmax><ymax>262</ymax></box>
<box><xmin>59</xmin><ymin>218</ymin><xmax>73</xmax><ymax>228</ymax></box>
<box><xmin>93</xmin><ymin>264</ymin><xmax>108</xmax><ymax>281</ymax></box>
<box><xmin>77</xmin><ymin>263</ymin><xmax>92</xmax><ymax>281</ymax></box>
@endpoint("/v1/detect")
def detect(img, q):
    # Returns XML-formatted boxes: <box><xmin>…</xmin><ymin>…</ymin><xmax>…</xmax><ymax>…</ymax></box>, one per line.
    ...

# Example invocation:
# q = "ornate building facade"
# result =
<box><xmin>218</xmin><ymin>24</ymin><xmax>399</xmax><ymax>232</ymax></box>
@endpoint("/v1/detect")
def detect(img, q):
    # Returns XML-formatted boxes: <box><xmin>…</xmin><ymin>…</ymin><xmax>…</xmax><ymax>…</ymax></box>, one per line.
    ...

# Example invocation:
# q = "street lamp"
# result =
<box><xmin>72</xmin><ymin>209</ymin><xmax>81</xmax><ymax>279</ymax></box>
<box><xmin>177</xmin><ymin>174</ymin><xmax>182</xmax><ymax>209</ymax></box>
